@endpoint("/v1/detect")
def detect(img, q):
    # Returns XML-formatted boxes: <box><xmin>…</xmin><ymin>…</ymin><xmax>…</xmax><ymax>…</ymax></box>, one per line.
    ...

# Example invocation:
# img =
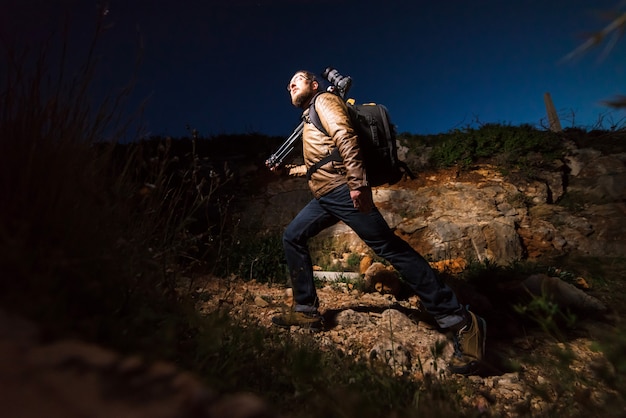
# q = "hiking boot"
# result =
<box><xmin>449</xmin><ymin>311</ymin><xmax>486</xmax><ymax>375</ymax></box>
<box><xmin>271</xmin><ymin>311</ymin><xmax>323</xmax><ymax>330</ymax></box>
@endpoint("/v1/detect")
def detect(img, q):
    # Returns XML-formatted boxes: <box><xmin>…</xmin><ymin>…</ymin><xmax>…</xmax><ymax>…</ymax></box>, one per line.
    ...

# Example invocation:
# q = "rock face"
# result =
<box><xmin>242</xmin><ymin>142</ymin><xmax>626</xmax><ymax>266</ymax></box>
<box><xmin>373</xmin><ymin>169</ymin><xmax>525</xmax><ymax>264</ymax></box>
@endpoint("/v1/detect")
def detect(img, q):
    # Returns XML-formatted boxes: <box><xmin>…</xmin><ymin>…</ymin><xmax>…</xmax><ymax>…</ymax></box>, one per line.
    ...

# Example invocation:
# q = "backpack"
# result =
<box><xmin>305</xmin><ymin>92</ymin><xmax>415</xmax><ymax>187</ymax></box>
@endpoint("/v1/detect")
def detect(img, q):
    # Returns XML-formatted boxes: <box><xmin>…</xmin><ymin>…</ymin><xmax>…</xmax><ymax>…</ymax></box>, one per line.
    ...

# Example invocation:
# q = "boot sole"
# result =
<box><xmin>271</xmin><ymin>317</ymin><xmax>324</xmax><ymax>331</ymax></box>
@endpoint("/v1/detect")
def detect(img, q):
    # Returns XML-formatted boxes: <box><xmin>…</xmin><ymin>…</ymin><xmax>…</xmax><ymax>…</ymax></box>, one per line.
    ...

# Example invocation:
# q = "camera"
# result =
<box><xmin>322</xmin><ymin>67</ymin><xmax>352</xmax><ymax>97</ymax></box>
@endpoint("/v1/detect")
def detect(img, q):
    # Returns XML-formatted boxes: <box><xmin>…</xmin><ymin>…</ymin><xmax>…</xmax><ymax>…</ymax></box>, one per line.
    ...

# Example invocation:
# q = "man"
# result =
<box><xmin>271</xmin><ymin>70</ymin><xmax>486</xmax><ymax>375</ymax></box>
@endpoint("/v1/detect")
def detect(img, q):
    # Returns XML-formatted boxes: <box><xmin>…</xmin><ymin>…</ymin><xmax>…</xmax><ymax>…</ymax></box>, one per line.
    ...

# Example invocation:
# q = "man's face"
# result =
<box><xmin>288</xmin><ymin>72</ymin><xmax>317</xmax><ymax>108</ymax></box>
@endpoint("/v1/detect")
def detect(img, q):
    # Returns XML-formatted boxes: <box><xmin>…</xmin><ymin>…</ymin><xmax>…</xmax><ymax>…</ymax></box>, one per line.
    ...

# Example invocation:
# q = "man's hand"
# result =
<box><xmin>350</xmin><ymin>186</ymin><xmax>374</xmax><ymax>213</ymax></box>
<box><xmin>265</xmin><ymin>159</ymin><xmax>281</xmax><ymax>173</ymax></box>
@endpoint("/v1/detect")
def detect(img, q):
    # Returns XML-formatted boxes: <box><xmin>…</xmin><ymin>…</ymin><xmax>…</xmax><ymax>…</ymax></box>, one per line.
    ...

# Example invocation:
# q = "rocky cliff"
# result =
<box><xmin>244</xmin><ymin>139</ymin><xmax>626</xmax><ymax>268</ymax></box>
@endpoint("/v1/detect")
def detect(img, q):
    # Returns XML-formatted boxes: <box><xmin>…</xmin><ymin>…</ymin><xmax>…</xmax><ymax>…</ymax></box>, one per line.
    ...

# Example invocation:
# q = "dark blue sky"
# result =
<box><xmin>3</xmin><ymin>0</ymin><xmax>626</xmax><ymax>138</ymax></box>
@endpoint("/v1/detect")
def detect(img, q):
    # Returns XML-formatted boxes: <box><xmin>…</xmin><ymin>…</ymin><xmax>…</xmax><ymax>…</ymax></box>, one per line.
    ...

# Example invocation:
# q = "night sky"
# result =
<box><xmin>3</xmin><ymin>0</ymin><xmax>626</xmax><ymax>139</ymax></box>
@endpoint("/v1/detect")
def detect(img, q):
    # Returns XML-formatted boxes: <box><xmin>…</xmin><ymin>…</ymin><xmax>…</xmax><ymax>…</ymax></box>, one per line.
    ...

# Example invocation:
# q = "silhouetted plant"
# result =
<box><xmin>0</xmin><ymin>4</ymin><xmax>220</xmax><ymax>354</ymax></box>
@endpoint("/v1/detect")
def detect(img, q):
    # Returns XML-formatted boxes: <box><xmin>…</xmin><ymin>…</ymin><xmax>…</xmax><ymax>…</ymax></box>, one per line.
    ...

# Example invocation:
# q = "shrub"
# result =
<box><xmin>400</xmin><ymin>123</ymin><xmax>566</xmax><ymax>174</ymax></box>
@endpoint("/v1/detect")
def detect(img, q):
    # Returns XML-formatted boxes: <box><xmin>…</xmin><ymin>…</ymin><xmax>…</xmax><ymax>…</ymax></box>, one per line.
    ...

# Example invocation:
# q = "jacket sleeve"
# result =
<box><xmin>315</xmin><ymin>93</ymin><xmax>369</xmax><ymax>189</ymax></box>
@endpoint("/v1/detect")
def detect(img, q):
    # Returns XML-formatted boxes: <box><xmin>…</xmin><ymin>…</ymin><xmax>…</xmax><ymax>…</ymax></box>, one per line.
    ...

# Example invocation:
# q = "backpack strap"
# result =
<box><xmin>305</xmin><ymin>149</ymin><xmax>341</xmax><ymax>180</ymax></box>
<box><xmin>378</xmin><ymin>105</ymin><xmax>391</xmax><ymax>146</ymax></box>
<box><xmin>398</xmin><ymin>160</ymin><xmax>416</xmax><ymax>180</ymax></box>
<box><xmin>307</xmin><ymin>92</ymin><xmax>330</xmax><ymax>136</ymax></box>
<box><xmin>305</xmin><ymin>92</ymin><xmax>341</xmax><ymax>180</ymax></box>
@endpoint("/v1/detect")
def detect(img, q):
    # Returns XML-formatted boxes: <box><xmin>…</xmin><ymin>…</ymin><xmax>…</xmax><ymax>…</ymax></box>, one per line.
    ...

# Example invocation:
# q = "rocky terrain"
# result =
<box><xmin>3</xmin><ymin>267</ymin><xmax>618</xmax><ymax>418</ymax></box>
<box><xmin>192</xmin><ymin>258</ymin><xmax>620</xmax><ymax>417</ymax></box>
<box><xmin>244</xmin><ymin>138</ymin><xmax>626</xmax><ymax>268</ymax></box>
<box><xmin>2</xmin><ymin>135</ymin><xmax>626</xmax><ymax>417</ymax></box>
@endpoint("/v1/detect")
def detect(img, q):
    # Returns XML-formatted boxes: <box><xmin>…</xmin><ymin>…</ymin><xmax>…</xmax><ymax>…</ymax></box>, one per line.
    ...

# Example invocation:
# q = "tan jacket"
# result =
<box><xmin>302</xmin><ymin>92</ymin><xmax>368</xmax><ymax>198</ymax></box>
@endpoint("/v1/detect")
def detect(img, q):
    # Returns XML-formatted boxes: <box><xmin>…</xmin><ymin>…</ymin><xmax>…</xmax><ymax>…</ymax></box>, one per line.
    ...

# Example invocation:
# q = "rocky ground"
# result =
<box><xmin>195</xmin><ymin>270</ymin><xmax>624</xmax><ymax>417</ymax></box>
<box><xmin>3</xmin><ymin>135</ymin><xmax>625</xmax><ymax>417</ymax></box>
<box><xmin>2</xmin><ymin>269</ymin><xmax>622</xmax><ymax>418</ymax></box>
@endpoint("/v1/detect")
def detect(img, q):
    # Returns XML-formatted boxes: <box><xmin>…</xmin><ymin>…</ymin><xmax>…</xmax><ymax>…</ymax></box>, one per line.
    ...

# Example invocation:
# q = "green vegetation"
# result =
<box><xmin>399</xmin><ymin>123</ymin><xmax>567</xmax><ymax>175</ymax></box>
<box><xmin>308</xmin><ymin>235</ymin><xmax>365</xmax><ymax>272</ymax></box>
<box><xmin>224</xmin><ymin>231</ymin><xmax>288</xmax><ymax>284</ymax></box>
<box><xmin>3</xmin><ymin>16</ymin><xmax>626</xmax><ymax>418</ymax></box>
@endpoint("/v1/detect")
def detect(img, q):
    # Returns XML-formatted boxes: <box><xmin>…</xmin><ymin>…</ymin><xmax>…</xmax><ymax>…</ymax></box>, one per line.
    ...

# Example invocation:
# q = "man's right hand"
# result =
<box><xmin>350</xmin><ymin>186</ymin><xmax>374</xmax><ymax>213</ymax></box>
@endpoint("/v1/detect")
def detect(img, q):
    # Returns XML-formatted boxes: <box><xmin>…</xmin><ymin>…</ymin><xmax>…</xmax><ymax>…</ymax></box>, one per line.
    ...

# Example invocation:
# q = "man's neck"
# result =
<box><xmin>301</xmin><ymin>91</ymin><xmax>321</xmax><ymax>109</ymax></box>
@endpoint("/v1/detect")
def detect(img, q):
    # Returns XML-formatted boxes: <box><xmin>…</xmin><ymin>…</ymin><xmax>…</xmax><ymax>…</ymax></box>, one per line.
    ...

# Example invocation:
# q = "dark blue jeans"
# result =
<box><xmin>283</xmin><ymin>183</ymin><xmax>466</xmax><ymax>329</ymax></box>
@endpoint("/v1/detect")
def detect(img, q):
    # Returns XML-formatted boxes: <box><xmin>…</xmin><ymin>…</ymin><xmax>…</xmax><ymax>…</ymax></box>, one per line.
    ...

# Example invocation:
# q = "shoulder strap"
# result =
<box><xmin>305</xmin><ymin>92</ymin><xmax>341</xmax><ymax>180</ymax></box>
<box><xmin>307</xmin><ymin>92</ymin><xmax>330</xmax><ymax>136</ymax></box>
<box><xmin>305</xmin><ymin>149</ymin><xmax>341</xmax><ymax>180</ymax></box>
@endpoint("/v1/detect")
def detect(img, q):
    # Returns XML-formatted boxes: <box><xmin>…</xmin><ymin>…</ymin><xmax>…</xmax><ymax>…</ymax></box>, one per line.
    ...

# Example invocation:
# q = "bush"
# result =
<box><xmin>401</xmin><ymin>123</ymin><xmax>566</xmax><ymax>173</ymax></box>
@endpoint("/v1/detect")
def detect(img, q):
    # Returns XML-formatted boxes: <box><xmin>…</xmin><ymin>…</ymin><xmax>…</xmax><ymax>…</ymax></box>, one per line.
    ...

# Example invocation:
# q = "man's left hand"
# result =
<box><xmin>350</xmin><ymin>187</ymin><xmax>374</xmax><ymax>213</ymax></box>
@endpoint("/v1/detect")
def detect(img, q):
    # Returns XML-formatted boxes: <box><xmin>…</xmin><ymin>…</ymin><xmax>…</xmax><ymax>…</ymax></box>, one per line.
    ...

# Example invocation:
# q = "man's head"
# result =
<box><xmin>287</xmin><ymin>70</ymin><xmax>320</xmax><ymax>108</ymax></box>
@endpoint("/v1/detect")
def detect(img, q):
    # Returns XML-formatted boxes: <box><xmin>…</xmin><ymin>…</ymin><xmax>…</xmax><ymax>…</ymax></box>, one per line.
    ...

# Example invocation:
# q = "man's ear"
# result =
<box><xmin>311</xmin><ymin>80</ymin><xmax>319</xmax><ymax>91</ymax></box>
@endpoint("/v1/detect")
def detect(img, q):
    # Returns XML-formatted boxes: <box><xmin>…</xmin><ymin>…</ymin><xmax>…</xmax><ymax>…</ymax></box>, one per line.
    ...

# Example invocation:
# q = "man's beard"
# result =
<box><xmin>291</xmin><ymin>90</ymin><xmax>314</xmax><ymax>108</ymax></box>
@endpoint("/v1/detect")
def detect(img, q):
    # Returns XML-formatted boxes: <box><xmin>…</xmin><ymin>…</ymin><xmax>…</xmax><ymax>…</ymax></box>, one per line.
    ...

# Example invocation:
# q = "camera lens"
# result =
<box><xmin>325</xmin><ymin>68</ymin><xmax>342</xmax><ymax>85</ymax></box>
<box><xmin>322</xmin><ymin>67</ymin><xmax>351</xmax><ymax>94</ymax></box>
